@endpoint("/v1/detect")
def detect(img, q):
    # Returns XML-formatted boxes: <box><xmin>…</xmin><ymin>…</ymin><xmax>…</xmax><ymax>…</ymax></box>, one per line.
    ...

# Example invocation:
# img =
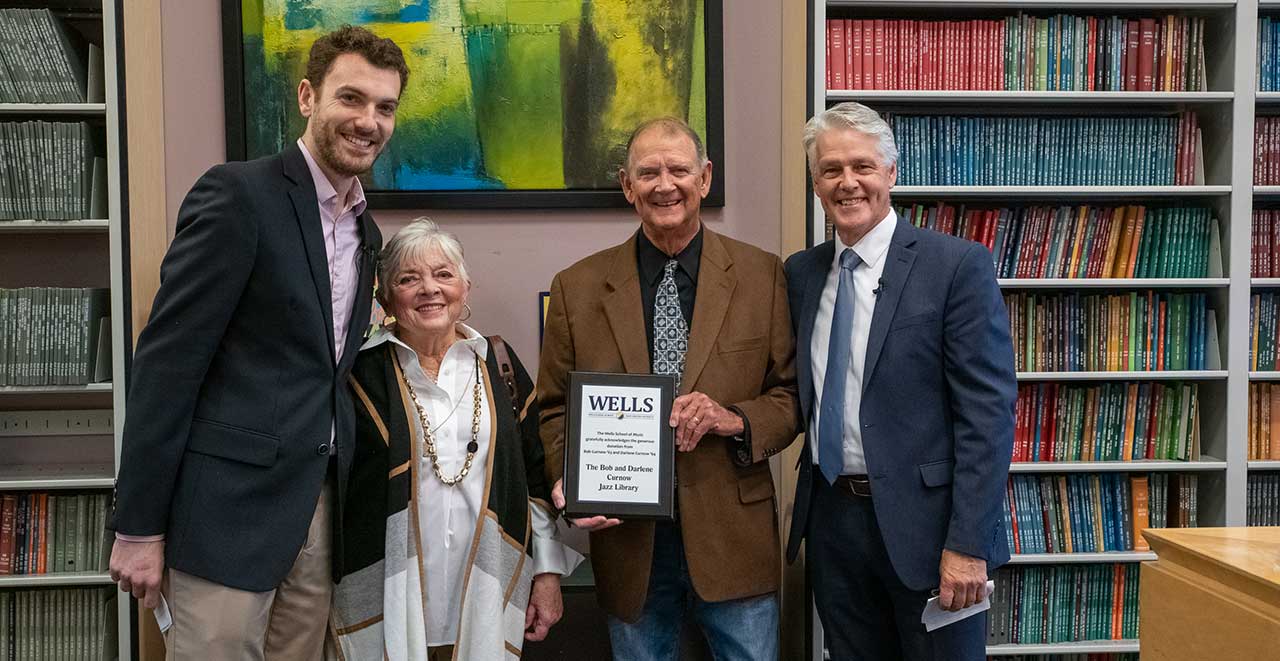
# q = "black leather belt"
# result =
<box><xmin>833</xmin><ymin>474</ymin><xmax>872</xmax><ymax>497</ymax></box>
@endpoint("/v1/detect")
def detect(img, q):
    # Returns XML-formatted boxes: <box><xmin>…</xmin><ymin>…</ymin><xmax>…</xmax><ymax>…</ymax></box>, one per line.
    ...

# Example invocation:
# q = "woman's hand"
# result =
<box><xmin>524</xmin><ymin>573</ymin><xmax>563</xmax><ymax>641</ymax></box>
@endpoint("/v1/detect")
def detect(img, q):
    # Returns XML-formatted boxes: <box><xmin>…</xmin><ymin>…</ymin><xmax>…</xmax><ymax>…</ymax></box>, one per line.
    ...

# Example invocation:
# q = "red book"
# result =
<box><xmin>1138</xmin><ymin>19</ymin><xmax>1156</xmax><ymax>91</ymax></box>
<box><xmin>1043</xmin><ymin>383</ymin><xmax>1059</xmax><ymax>461</ymax></box>
<box><xmin>862</xmin><ymin>19</ymin><xmax>874</xmax><ymax>89</ymax></box>
<box><xmin>920</xmin><ymin>22</ymin><xmax>931</xmax><ymax>89</ymax></box>
<box><xmin>873</xmin><ymin>19</ymin><xmax>886</xmax><ymax>90</ymax></box>
<box><xmin>847</xmin><ymin>20</ymin><xmax>860</xmax><ymax>90</ymax></box>
<box><xmin>1086</xmin><ymin>17</ymin><xmax>1097</xmax><ymax>91</ymax></box>
<box><xmin>0</xmin><ymin>494</ymin><xmax>14</xmax><ymax>574</ymax></box>
<box><xmin>825</xmin><ymin>20</ymin><xmax>832</xmax><ymax>90</ymax></box>
<box><xmin>997</xmin><ymin>20</ymin><xmax>1007</xmax><ymax>90</ymax></box>
<box><xmin>1125</xmin><ymin>20</ymin><xmax>1140</xmax><ymax>91</ymax></box>
<box><xmin>1174</xmin><ymin>15</ymin><xmax>1185</xmax><ymax>92</ymax></box>
<box><xmin>829</xmin><ymin>20</ymin><xmax>846</xmax><ymax>90</ymax></box>
<box><xmin>35</xmin><ymin>493</ymin><xmax>47</xmax><ymax>574</ymax></box>
<box><xmin>1007</xmin><ymin>481</ymin><xmax>1020</xmax><ymax>552</ymax></box>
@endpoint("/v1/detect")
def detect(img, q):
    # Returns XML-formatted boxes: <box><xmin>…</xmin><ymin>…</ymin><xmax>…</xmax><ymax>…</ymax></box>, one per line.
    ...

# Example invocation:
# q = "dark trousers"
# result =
<box><xmin>808</xmin><ymin>477</ymin><xmax>986</xmax><ymax>661</ymax></box>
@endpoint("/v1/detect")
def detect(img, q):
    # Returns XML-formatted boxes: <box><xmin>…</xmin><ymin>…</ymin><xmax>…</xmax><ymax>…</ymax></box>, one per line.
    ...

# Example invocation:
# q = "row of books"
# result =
<box><xmin>825</xmin><ymin>14</ymin><xmax>1205</xmax><ymax>92</ymax></box>
<box><xmin>1260</xmin><ymin>17</ymin><xmax>1280</xmax><ymax>92</ymax></box>
<box><xmin>989</xmin><ymin>656</ymin><xmax>1137</xmax><ymax>661</ymax></box>
<box><xmin>0</xmin><ymin>121</ymin><xmax>100</xmax><ymax>220</ymax></box>
<box><xmin>0</xmin><ymin>287</ymin><xmax>110</xmax><ymax>387</ymax></box>
<box><xmin>887</xmin><ymin>113</ymin><xmax>1200</xmax><ymax>186</ymax></box>
<box><xmin>1246</xmin><ymin>472</ymin><xmax>1280</xmax><ymax>526</ymax></box>
<box><xmin>1249</xmin><ymin>292</ymin><xmax>1280</xmax><ymax>371</ymax></box>
<box><xmin>1004</xmin><ymin>292</ymin><xmax>1213</xmax><ymax>372</ymax></box>
<box><xmin>1253</xmin><ymin>117</ymin><xmax>1280</xmax><ymax>186</ymax></box>
<box><xmin>1014</xmin><ymin>382</ymin><xmax>1200</xmax><ymax>464</ymax></box>
<box><xmin>900</xmin><ymin>203</ymin><xmax>1214</xmax><ymax>279</ymax></box>
<box><xmin>986</xmin><ymin>564</ymin><xmax>1139</xmax><ymax>645</ymax></box>
<box><xmin>1250</xmin><ymin>210</ymin><xmax>1280</xmax><ymax>277</ymax></box>
<box><xmin>0</xmin><ymin>9</ymin><xmax>94</xmax><ymax>104</ymax></box>
<box><xmin>0</xmin><ymin>492</ymin><xmax>109</xmax><ymax>576</ymax></box>
<box><xmin>1248</xmin><ymin>383</ymin><xmax>1280</xmax><ymax>461</ymax></box>
<box><xmin>0</xmin><ymin>588</ymin><xmax>115</xmax><ymax>661</ymax></box>
<box><xmin>1004</xmin><ymin>473</ymin><xmax>1196</xmax><ymax>556</ymax></box>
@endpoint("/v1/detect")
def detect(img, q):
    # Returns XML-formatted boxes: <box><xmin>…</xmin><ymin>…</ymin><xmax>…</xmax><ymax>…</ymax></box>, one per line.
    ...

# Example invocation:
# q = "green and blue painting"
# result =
<box><xmin>238</xmin><ymin>0</ymin><xmax>710</xmax><ymax>191</ymax></box>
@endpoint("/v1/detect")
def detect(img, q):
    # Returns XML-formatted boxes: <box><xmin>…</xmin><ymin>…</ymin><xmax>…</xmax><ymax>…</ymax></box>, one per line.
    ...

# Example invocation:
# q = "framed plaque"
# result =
<box><xmin>563</xmin><ymin>371</ymin><xmax>676</xmax><ymax>520</ymax></box>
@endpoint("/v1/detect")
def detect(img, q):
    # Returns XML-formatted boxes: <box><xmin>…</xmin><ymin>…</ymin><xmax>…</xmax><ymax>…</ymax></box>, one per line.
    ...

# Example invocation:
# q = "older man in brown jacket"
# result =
<box><xmin>538</xmin><ymin>117</ymin><xmax>799</xmax><ymax>660</ymax></box>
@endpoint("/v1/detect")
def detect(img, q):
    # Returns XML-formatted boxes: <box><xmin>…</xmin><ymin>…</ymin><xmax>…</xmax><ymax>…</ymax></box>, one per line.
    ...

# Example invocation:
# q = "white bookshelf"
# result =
<box><xmin>1008</xmin><ymin>552</ymin><xmax>1158</xmax><ymax>564</ymax></box>
<box><xmin>986</xmin><ymin>641</ymin><xmax>1142</xmax><ymax>656</ymax></box>
<box><xmin>1017</xmin><ymin>370</ymin><xmax>1228</xmax><ymax>381</ymax></box>
<box><xmin>1001</xmin><ymin>278</ymin><xmax>1229</xmax><ymax>288</ymax></box>
<box><xmin>1009</xmin><ymin>459</ymin><xmax>1227</xmax><ymax>473</ymax></box>
<box><xmin>0</xmin><ymin>573</ymin><xmax>114</xmax><ymax>588</ymax></box>
<box><xmin>0</xmin><ymin>219</ymin><xmax>110</xmax><ymax>233</ymax></box>
<box><xmin>810</xmin><ymin>1</ymin><xmax>1257</xmax><ymax>656</ymax></box>
<box><xmin>0</xmin><ymin>102</ymin><xmax>105</xmax><ymax>115</ymax></box>
<box><xmin>1248</xmin><ymin>460</ymin><xmax>1280</xmax><ymax>469</ymax></box>
<box><xmin>0</xmin><ymin>2</ymin><xmax>128</xmax><ymax>659</ymax></box>
<box><xmin>1249</xmin><ymin>371</ymin><xmax>1280</xmax><ymax>379</ymax></box>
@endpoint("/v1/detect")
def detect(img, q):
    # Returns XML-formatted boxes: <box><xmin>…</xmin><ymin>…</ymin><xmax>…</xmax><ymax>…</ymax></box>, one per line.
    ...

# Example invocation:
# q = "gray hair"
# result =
<box><xmin>803</xmin><ymin>102</ymin><xmax>899</xmax><ymax>173</ymax></box>
<box><xmin>377</xmin><ymin>218</ymin><xmax>470</xmax><ymax>297</ymax></box>
<box><xmin>624</xmin><ymin>117</ymin><xmax>709</xmax><ymax>171</ymax></box>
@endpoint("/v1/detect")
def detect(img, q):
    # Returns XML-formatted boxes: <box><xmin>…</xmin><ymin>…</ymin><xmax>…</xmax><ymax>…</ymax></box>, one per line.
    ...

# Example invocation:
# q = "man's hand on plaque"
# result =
<box><xmin>669</xmin><ymin>392</ymin><xmax>744</xmax><ymax>452</ymax></box>
<box><xmin>552</xmin><ymin>478</ymin><xmax>622</xmax><ymax>531</ymax></box>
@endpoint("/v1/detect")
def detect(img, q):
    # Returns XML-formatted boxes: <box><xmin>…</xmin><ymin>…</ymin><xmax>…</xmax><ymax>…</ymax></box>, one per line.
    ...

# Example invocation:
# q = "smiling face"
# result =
<box><xmin>298</xmin><ymin>53</ymin><xmax>401</xmax><ymax>179</ymax></box>
<box><xmin>811</xmin><ymin>127</ymin><xmax>897</xmax><ymax>246</ymax></box>
<box><xmin>385</xmin><ymin>248</ymin><xmax>470</xmax><ymax>344</ymax></box>
<box><xmin>619</xmin><ymin>128</ymin><xmax>713</xmax><ymax>248</ymax></box>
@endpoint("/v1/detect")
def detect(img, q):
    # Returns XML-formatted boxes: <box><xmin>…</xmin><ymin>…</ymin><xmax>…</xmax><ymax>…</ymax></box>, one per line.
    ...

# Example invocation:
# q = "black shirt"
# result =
<box><xmin>636</xmin><ymin>227</ymin><xmax>702</xmax><ymax>364</ymax></box>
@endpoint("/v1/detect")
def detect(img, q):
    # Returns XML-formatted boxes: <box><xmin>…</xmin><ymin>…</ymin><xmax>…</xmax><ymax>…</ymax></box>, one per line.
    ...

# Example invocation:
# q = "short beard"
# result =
<box><xmin>316</xmin><ymin>126</ymin><xmax>377</xmax><ymax>177</ymax></box>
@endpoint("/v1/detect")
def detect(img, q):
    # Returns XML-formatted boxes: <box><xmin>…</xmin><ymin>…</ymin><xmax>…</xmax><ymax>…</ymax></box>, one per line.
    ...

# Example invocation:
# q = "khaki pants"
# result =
<box><xmin>163</xmin><ymin>482</ymin><xmax>333</xmax><ymax>661</ymax></box>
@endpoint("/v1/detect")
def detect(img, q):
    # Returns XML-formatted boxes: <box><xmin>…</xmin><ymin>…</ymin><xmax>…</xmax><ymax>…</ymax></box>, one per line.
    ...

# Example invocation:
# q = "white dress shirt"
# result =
<box><xmin>809</xmin><ymin>210</ymin><xmax>898</xmax><ymax>474</ymax></box>
<box><xmin>368</xmin><ymin>324</ymin><xmax>582</xmax><ymax>646</ymax></box>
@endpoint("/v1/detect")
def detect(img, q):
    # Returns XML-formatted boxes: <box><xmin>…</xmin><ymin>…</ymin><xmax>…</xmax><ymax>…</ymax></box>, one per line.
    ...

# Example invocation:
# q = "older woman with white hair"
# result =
<box><xmin>329</xmin><ymin>219</ymin><xmax>581</xmax><ymax>661</ymax></box>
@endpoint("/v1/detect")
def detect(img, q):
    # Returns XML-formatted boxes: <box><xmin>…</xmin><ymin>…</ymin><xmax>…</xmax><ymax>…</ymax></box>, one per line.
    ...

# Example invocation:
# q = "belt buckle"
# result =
<box><xmin>840</xmin><ymin>475</ymin><xmax>871</xmax><ymax>497</ymax></box>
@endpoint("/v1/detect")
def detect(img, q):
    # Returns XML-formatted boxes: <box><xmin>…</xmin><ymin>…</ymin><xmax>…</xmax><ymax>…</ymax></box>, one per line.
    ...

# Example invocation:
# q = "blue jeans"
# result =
<box><xmin>607</xmin><ymin>521</ymin><xmax>779</xmax><ymax>661</ymax></box>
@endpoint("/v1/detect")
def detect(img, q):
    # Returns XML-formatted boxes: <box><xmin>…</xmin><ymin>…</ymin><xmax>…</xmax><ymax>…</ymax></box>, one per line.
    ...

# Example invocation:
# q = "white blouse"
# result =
<box><xmin>367</xmin><ymin>324</ymin><xmax>581</xmax><ymax>647</ymax></box>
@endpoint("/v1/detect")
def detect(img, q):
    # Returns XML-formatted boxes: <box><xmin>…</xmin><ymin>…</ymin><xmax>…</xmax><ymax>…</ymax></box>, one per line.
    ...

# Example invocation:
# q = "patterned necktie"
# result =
<box><xmin>653</xmin><ymin>259</ymin><xmax>689</xmax><ymax>392</ymax></box>
<box><xmin>819</xmin><ymin>248</ymin><xmax>861</xmax><ymax>485</ymax></box>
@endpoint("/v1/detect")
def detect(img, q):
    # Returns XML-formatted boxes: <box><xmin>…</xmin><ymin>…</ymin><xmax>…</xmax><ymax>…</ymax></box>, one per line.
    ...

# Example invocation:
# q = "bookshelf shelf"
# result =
<box><xmin>1008</xmin><ymin>551</ymin><xmax>1158</xmax><ymax>564</ymax></box>
<box><xmin>986</xmin><ymin>640</ymin><xmax>1141</xmax><ymax>656</ymax></box>
<box><xmin>1249</xmin><ymin>371</ymin><xmax>1280</xmax><ymax>380</ymax></box>
<box><xmin>1001</xmin><ymin>278</ymin><xmax>1228</xmax><ymax>289</ymax></box>
<box><xmin>0</xmin><ymin>219</ymin><xmax>109</xmax><ymax>233</ymax></box>
<box><xmin>1258</xmin><ymin>92</ymin><xmax>1280</xmax><ymax>104</ymax></box>
<box><xmin>0</xmin><ymin>573</ymin><xmax>113</xmax><ymax>588</ymax></box>
<box><xmin>0</xmin><ymin>383</ymin><xmax>112</xmax><ymax>394</ymax></box>
<box><xmin>1254</xmin><ymin>186</ymin><xmax>1280</xmax><ymax>198</ymax></box>
<box><xmin>0</xmin><ymin>102</ymin><xmax>105</xmax><ymax>115</ymax></box>
<box><xmin>893</xmin><ymin>186</ymin><xmax>1230</xmax><ymax>198</ymax></box>
<box><xmin>830</xmin><ymin>90</ymin><xmax>1233</xmax><ymax>104</ymax></box>
<box><xmin>0</xmin><ymin>464</ymin><xmax>115</xmax><ymax>490</ymax></box>
<box><xmin>1251</xmin><ymin>278</ymin><xmax>1280</xmax><ymax>287</ymax></box>
<box><xmin>1248</xmin><ymin>460</ymin><xmax>1280</xmax><ymax>470</ymax></box>
<box><xmin>1017</xmin><ymin>370</ymin><xmax>1227</xmax><ymax>381</ymax></box>
<box><xmin>1010</xmin><ymin>458</ymin><xmax>1227</xmax><ymax>473</ymax></box>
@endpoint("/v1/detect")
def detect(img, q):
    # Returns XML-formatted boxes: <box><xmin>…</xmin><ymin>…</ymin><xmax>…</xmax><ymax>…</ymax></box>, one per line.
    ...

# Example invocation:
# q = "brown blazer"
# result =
<box><xmin>537</xmin><ymin>227</ymin><xmax>800</xmax><ymax>622</ymax></box>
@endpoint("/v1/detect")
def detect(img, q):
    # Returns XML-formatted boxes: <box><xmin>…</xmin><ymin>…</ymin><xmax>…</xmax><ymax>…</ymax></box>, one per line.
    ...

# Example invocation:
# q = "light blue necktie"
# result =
<box><xmin>819</xmin><ymin>248</ymin><xmax>861</xmax><ymax>485</ymax></box>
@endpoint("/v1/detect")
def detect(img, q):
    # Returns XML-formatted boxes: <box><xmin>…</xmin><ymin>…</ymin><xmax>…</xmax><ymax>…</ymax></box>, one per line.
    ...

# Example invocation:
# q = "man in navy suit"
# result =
<box><xmin>108</xmin><ymin>26</ymin><xmax>405</xmax><ymax>659</ymax></box>
<box><xmin>785</xmin><ymin>102</ymin><xmax>1016</xmax><ymax>660</ymax></box>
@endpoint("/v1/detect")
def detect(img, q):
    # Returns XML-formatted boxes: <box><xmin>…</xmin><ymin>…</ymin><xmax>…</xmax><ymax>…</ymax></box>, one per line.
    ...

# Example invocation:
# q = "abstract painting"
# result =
<box><xmin>222</xmin><ymin>0</ymin><xmax>724</xmax><ymax>208</ymax></box>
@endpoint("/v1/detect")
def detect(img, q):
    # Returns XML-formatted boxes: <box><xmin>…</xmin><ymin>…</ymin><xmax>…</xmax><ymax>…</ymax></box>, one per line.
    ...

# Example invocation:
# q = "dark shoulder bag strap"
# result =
<box><xmin>488</xmin><ymin>334</ymin><xmax>520</xmax><ymax>420</ymax></box>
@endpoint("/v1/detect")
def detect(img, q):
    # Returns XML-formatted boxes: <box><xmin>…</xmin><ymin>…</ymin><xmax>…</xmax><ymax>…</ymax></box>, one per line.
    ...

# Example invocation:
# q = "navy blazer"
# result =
<box><xmin>784</xmin><ymin>220</ymin><xmax>1016</xmax><ymax>591</ymax></box>
<box><xmin>111</xmin><ymin>144</ymin><xmax>381</xmax><ymax>591</ymax></box>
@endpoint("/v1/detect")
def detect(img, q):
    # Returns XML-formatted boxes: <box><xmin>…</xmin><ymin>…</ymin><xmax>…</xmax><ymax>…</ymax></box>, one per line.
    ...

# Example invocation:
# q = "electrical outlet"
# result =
<box><xmin>0</xmin><ymin>410</ymin><xmax>113</xmax><ymax>436</ymax></box>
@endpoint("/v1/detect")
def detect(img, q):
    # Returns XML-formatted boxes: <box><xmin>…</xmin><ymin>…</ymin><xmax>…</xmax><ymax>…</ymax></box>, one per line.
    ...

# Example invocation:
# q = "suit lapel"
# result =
<box><xmin>863</xmin><ymin>221</ymin><xmax>918</xmax><ymax>390</ymax></box>
<box><xmin>797</xmin><ymin>242</ymin><xmax>835</xmax><ymax>418</ymax></box>
<box><xmin>338</xmin><ymin>211</ymin><xmax>378</xmax><ymax>369</ymax></box>
<box><xmin>681</xmin><ymin>230</ymin><xmax>734</xmax><ymax>394</ymax></box>
<box><xmin>601</xmin><ymin>238</ymin><xmax>651</xmax><ymax>375</ymax></box>
<box><xmin>283</xmin><ymin>144</ymin><xmax>337</xmax><ymax>366</ymax></box>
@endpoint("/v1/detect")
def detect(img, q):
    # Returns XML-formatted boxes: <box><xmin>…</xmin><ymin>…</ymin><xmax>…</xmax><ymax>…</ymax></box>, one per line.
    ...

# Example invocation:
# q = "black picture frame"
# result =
<box><xmin>219</xmin><ymin>0</ymin><xmax>725</xmax><ymax>210</ymax></box>
<box><xmin>563</xmin><ymin>371</ymin><xmax>675</xmax><ymax>520</ymax></box>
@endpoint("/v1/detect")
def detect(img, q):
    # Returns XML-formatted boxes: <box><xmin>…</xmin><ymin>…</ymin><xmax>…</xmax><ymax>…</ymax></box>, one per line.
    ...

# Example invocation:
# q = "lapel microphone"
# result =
<box><xmin>872</xmin><ymin>277</ymin><xmax>886</xmax><ymax>299</ymax></box>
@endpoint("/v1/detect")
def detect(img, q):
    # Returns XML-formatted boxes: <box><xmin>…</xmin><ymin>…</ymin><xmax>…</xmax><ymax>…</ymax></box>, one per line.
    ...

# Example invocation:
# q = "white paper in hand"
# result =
<box><xmin>154</xmin><ymin>594</ymin><xmax>172</xmax><ymax>633</ymax></box>
<box><xmin>920</xmin><ymin>580</ymin><xmax>995</xmax><ymax>632</ymax></box>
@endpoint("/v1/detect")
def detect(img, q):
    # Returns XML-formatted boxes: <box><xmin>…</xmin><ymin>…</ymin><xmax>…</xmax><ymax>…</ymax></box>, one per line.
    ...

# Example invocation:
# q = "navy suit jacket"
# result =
<box><xmin>784</xmin><ymin>219</ymin><xmax>1016</xmax><ymax>591</ymax></box>
<box><xmin>110</xmin><ymin>144</ymin><xmax>381</xmax><ymax>591</ymax></box>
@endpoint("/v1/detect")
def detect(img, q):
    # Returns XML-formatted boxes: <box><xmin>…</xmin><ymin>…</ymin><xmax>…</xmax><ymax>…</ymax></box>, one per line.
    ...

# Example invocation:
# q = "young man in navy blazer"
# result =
<box><xmin>108</xmin><ymin>26</ymin><xmax>406</xmax><ymax>659</ymax></box>
<box><xmin>785</xmin><ymin>102</ymin><xmax>1017</xmax><ymax>660</ymax></box>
